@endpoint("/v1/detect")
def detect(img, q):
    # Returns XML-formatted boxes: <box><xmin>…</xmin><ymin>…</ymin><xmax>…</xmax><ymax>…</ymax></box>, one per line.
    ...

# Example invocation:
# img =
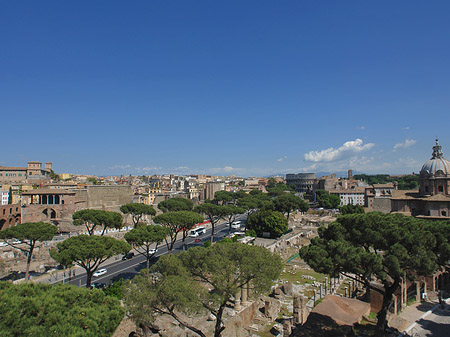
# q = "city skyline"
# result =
<box><xmin>2</xmin><ymin>1</ymin><xmax>450</xmax><ymax>177</ymax></box>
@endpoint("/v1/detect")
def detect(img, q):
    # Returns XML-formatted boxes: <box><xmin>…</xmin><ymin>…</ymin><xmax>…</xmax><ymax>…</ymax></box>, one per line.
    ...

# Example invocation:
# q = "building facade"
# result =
<box><xmin>286</xmin><ymin>173</ymin><xmax>317</xmax><ymax>194</ymax></box>
<box><xmin>391</xmin><ymin>140</ymin><xmax>450</xmax><ymax>219</ymax></box>
<box><xmin>0</xmin><ymin>161</ymin><xmax>52</xmax><ymax>184</ymax></box>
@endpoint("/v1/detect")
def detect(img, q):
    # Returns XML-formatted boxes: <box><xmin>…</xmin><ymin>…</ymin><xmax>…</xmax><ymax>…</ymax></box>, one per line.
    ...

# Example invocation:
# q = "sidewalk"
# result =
<box><xmin>391</xmin><ymin>296</ymin><xmax>450</xmax><ymax>336</ymax></box>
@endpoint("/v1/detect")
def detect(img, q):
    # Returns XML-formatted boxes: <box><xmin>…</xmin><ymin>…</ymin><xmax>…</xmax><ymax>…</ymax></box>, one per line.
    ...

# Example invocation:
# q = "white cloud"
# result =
<box><xmin>109</xmin><ymin>164</ymin><xmax>131</xmax><ymax>170</ymax></box>
<box><xmin>135</xmin><ymin>166</ymin><xmax>162</xmax><ymax>172</ymax></box>
<box><xmin>358</xmin><ymin>126</ymin><xmax>365</xmax><ymax>130</ymax></box>
<box><xmin>401</xmin><ymin>126</ymin><xmax>410</xmax><ymax>130</ymax></box>
<box><xmin>393</xmin><ymin>139</ymin><xmax>416</xmax><ymax>151</ymax></box>
<box><xmin>207</xmin><ymin>166</ymin><xmax>239</xmax><ymax>174</ymax></box>
<box><xmin>277</xmin><ymin>156</ymin><xmax>288</xmax><ymax>162</ymax></box>
<box><xmin>304</xmin><ymin>139</ymin><xmax>375</xmax><ymax>163</ymax></box>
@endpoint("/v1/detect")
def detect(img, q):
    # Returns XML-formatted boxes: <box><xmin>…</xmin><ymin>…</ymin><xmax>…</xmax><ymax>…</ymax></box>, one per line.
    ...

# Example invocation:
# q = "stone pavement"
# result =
<box><xmin>393</xmin><ymin>297</ymin><xmax>450</xmax><ymax>336</ymax></box>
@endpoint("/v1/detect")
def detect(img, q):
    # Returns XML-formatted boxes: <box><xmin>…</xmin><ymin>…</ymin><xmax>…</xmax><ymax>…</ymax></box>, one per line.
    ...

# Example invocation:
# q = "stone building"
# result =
<box><xmin>391</xmin><ymin>139</ymin><xmax>450</xmax><ymax>219</ymax></box>
<box><xmin>74</xmin><ymin>185</ymin><xmax>133</xmax><ymax>212</ymax></box>
<box><xmin>365</xmin><ymin>183</ymin><xmax>396</xmax><ymax>213</ymax></box>
<box><xmin>20</xmin><ymin>189</ymin><xmax>84</xmax><ymax>231</ymax></box>
<box><xmin>286</xmin><ymin>173</ymin><xmax>317</xmax><ymax>194</ymax></box>
<box><xmin>0</xmin><ymin>204</ymin><xmax>21</xmax><ymax>230</ymax></box>
<box><xmin>19</xmin><ymin>185</ymin><xmax>133</xmax><ymax>232</ymax></box>
<box><xmin>0</xmin><ymin>161</ymin><xmax>52</xmax><ymax>185</ymax></box>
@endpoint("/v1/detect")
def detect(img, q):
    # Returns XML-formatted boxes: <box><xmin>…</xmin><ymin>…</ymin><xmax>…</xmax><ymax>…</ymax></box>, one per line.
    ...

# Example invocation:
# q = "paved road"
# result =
<box><xmin>406</xmin><ymin>302</ymin><xmax>450</xmax><ymax>337</ymax></box>
<box><xmin>57</xmin><ymin>217</ymin><xmax>246</xmax><ymax>287</ymax></box>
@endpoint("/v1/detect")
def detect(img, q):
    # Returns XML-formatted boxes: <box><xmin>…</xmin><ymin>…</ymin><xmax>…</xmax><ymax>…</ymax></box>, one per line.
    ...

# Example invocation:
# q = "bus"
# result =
<box><xmin>189</xmin><ymin>226</ymin><xmax>206</xmax><ymax>237</ymax></box>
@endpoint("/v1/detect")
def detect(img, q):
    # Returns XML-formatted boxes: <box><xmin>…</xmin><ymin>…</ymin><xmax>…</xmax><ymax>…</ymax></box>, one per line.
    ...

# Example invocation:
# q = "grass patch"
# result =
<box><xmin>407</xmin><ymin>297</ymin><xmax>417</xmax><ymax>306</ymax></box>
<box><xmin>279</xmin><ymin>265</ymin><xmax>326</xmax><ymax>285</ymax></box>
<box><xmin>314</xmin><ymin>298</ymin><xmax>324</xmax><ymax>306</ymax></box>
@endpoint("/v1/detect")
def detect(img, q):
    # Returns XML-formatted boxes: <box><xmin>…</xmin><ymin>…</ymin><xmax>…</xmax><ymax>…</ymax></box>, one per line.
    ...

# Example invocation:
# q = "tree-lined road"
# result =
<box><xmin>62</xmin><ymin>218</ymin><xmax>245</xmax><ymax>287</ymax></box>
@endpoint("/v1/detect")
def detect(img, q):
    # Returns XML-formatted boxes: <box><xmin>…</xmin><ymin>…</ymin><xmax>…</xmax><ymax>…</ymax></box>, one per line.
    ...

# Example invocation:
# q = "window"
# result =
<box><xmin>442</xmin><ymin>211</ymin><xmax>447</xmax><ymax>217</ymax></box>
<box><xmin>425</xmin><ymin>186</ymin><xmax>429</xmax><ymax>193</ymax></box>
<box><xmin>438</xmin><ymin>186</ymin><xmax>444</xmax><ymax>192</ymax></box>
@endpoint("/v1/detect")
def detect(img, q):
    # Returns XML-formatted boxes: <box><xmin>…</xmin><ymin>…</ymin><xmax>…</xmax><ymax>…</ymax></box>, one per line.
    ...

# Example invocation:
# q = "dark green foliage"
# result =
<box><xmin>0</xmin><ymin>222</ymin><xmax>57</xmax><ymax>280</ymax></box>
<box><xmin>300</xmin><ymin>212</ymin><xmax>446</xmax><ymax>332</ymax></box>
<box><xmin>124</xmin><ymin>225</ymin><xmax>169</xmax><ymax>270</ymax></box>
<box><xmin>237</xmin><ymin>195</ymin><xmax>259</xmax><ymax>216</ymax></box>
<box><xmin>194</xmin><ymin>203</ymin><xmax>226</xmax><ymax>244</ymax></box>
<box><xmin>154</xmin><ymin>211</ymin><xmax>204</xmax><ymax>252</ymax></box>
<box><xmin>273</xmin><ymin>193</ymin><xmax>309</xmax><ymax>219</ymax></box>
<box><xmin>213</xmin><ymin>190</ymin><xmax>246</xmax><ymax>205</ymax></box>
<box><xmin>73</xmin><ymin>209</ymin><xmax>123</xmax><ymax>235</ymax></box>
<box><xmin>0</xmin><ymin>282</ymin><xmax>124</xmax><ymax>337</ymax></box>
<box><xmin>87</xmin><ymin>177</ymin><xmax>101</xmax><ymax>185</ymax></box>
<box><xmin>125</xmin><ymin>243</ymin><xmax>282</xmax><ymax>337</ymax></box>
<box><xmin>246</xmin><ymin>209</ymin><xmax>288</xmax><ymax>238</ymax></box>
<box><xmin>340</xmin><ymin>204</ymin><xmax>365</xmax><ymax>215</ymax></box>
<box><xmin>103</xmin><ymin>279</ymin><xmax>124</xmax><ymax>300</ymax></box>
<box><xmin>157</xmin><ymin>197</ymin><xmax>193</xmax><ymax>213</ymax></box>
<box><xmin>315</xmin><ymin>190</ymin><xmax>340</xmax><ymax>209</ymax></box>
<box><xmin>120</xmin><ymin>203</ymin><xmax>156</xmax><ymax>227</ymax></box>
<box><xmin>50</xmin><ymin>235</ymin><xmax>130</xmax><ymax>288</ymax></box>
<box><xmin>49</xmin><ymin>169</ymin><xmax>60</xmax><ymax>181</ymax></box>
<box><xmin>222</xmin><ymin>205</ymin><xmax>245</xmax><ymax>236</ymax></box>
<box><xmin>213</xmin><ymin>190</ymin><xmax>234</xmax><ymax>204</ymax></box>
<box><xmin>267</xmin><ymin>182</ymin><xmax>295</xmax><ymax>197</ymax></box>
<box><xmin>353</xmin><ymin>174</ymin><xmax>419</xmax><ymax>190</ymax></box>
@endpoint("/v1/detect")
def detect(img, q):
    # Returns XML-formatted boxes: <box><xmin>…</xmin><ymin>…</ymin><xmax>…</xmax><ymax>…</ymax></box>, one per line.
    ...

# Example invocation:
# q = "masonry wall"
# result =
<box><xmin>0</xmin><ymin>204</ymin><xmax>21</xmax><ymax>230</ymax></box>
<box><xmin>372</xmin><ymin>198</ymin><xmax>392</xmax><ymax>213</ymax></box>
<box><xmin>76</xmin><ymin>185</ymin><xmax>133</xmax><ymax>212</ymax></box>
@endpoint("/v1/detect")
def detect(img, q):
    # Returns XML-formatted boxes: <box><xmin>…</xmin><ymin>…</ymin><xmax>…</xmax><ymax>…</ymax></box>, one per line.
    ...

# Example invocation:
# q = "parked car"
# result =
<box><xmin>93</xmin><ymin>268</ymin><xmax>107</xmax><ymax>277</ymax></box>
<box><xmin>122</xmin><ymin>252</ymin><xmax>135</xmax><ymax>260</ymax></box>
<box><xmin>149</xmin><ymin>248</ymin><xmax>158</xmax><ymax>255</ymax></box>
<box><xmin>90</xmin><ymin>282</ymin><xmax>106</xmax><ymax>290</ymax></box>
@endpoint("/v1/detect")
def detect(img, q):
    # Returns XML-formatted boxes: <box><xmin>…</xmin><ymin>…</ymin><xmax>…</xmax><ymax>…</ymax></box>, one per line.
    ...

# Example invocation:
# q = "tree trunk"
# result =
<box><xmin>182</xmin><ymin>231</ymin><xmax>187</xmax><ymax>251</ymax></box>
<box><xmin>25</xmin><ymin>245</ymin><xmax>34</xmax><ymax>281</ymax></box>
<box><xmin>170</xmin><ymin>310</ymin><xmax>207</xmax><ymax>337</ymax></box>
<box><xmin>210</xmin><ymin>221</ymin><xmax>215</xmax><ymax>245</ymax></box>
<box><xmin>86</xmin><ymin>271</ymin><xmax>93</xmax><ymax>288</ymax></box>
<box><xmin>376</xmin><ymin>277</ymin><xmax>400</xmax><ymax>335</ymax></box>
<box><xmin>214</xmin><ymin>301</ymin><xmax>227</xmax><ymax>337</ymax></box>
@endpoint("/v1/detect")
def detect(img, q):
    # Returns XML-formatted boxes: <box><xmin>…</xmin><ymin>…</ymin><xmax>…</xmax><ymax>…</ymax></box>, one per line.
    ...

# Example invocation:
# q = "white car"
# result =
<box><xmin>231</xmin><ymin>221</ymin><xmax>241</xmax><ymax>229</ymax></box>
<box><xmin>149</xmin><ymin>248</ymin><xmax>158</xmax><ymax>255</ymax></box>
<box><xmin>93</xmin><ymin>268</ymin><xmax>107</xmax><ymax>277</ymax></box>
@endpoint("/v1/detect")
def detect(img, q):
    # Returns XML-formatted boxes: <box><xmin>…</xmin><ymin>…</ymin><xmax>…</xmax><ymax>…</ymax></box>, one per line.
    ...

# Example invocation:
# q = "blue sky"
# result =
<box><xmin>1</xmin><ymin>1</ymin><xmax>449</xmax><ymax>177</ymax></box>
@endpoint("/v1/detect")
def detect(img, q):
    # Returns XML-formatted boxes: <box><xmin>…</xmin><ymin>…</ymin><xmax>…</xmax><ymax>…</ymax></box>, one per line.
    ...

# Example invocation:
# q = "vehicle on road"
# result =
<box><xmin>90</xmin><ymin>282</ymin><xmax>106</xmax><ymax>289</ymax></box>
<box><xmin>122</xmin><ymin>252</ymin><xmax>135</xmax><ymax>260</ymax></box>
<box><xmin>93</xmin><ymin>268</ymin><xmax>107</xmax><ymax>277</ymax></box>
<box><xmin>149</xmin><ymin>248</ymin><xmax>158</xmax><ymax>255</ymax></box>
<box><xmin>189</xmin><ymin>226</ymin><xmax>206</xmax><ymax>237</ymax></box>
<box><xmin>231</xmin><ymin>221</ymin><xmax>241</xmax><ymax>229</ymax></box>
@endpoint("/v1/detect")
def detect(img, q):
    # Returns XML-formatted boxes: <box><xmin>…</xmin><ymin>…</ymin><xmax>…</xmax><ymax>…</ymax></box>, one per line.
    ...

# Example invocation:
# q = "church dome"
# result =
<box><xmin>420</xmin><ymin>139</ymin><xmax>450</xmax><ymax>177</ymax></box>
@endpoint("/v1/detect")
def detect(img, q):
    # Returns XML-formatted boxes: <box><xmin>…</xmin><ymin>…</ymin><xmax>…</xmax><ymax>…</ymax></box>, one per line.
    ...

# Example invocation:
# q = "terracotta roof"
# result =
<box><xmin>391</xmin><ymin>190</ymin><xmax>450</xmax><ymax>202</ymax></box>
<box><xmin>372</xmin><ymin>183</ymin><xmax>395</xmax><ymax>188</ymax></box>
<box><xmin>0</xmin><ymin>166</ymin><xmax>27</xmax><ymax>171</ymax></box>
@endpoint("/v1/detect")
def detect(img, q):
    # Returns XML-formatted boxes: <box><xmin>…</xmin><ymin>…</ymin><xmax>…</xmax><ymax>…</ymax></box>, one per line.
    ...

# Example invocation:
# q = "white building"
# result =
<box><xmin>1</xmin><ymin>190</ymin><xmax>9</xmax><ymax>205</ymax></box>
<box><xmin>330</xmin><ymin>187</ymin><xmax>365</xmax><ymax>206</ymax></box>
